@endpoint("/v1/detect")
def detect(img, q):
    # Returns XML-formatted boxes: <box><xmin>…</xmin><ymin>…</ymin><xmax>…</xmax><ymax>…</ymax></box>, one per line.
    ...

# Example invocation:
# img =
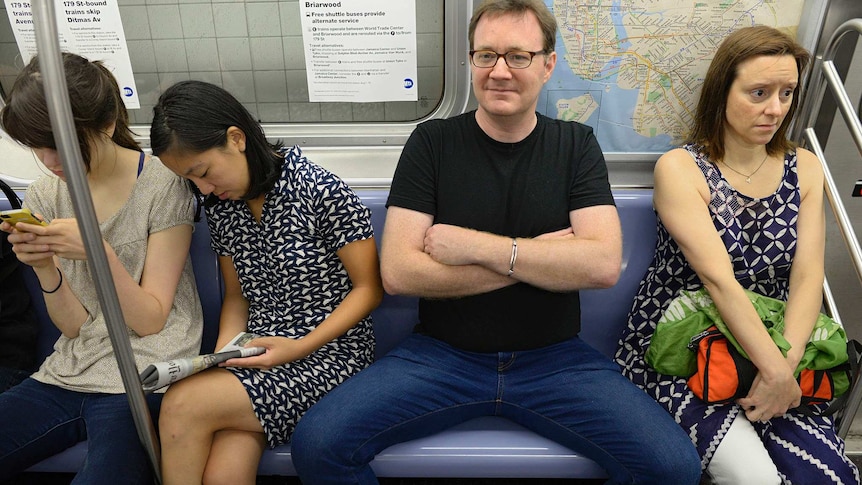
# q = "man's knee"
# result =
<box><xmin>292</xmin><ymin>401</ymin><xmax>345</xmax><ymax>468</ymax></box>
<box><xmin>629</xmin><ymin>425</ymin><xmax>702</xmax><ymax>485</ymax></box>
<box><xmin>653</xmin><ymin>447</ymin><xmax>703</xmax><ymax>485</ymax></box>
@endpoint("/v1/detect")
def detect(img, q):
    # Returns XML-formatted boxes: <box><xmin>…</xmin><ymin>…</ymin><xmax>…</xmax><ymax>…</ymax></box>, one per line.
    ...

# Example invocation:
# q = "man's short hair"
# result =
<box><xmin>468</xmin><ymin>0</ymin><xmax>557</xmax><ymax>53</ymax></box>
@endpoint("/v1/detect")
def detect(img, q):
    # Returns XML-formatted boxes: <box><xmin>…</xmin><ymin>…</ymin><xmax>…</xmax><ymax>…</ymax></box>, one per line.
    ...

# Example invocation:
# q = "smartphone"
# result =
<box><xmin>0</xmin><ymin>208</ymin><xmax>48</xmax><ymax>226</ymax></box>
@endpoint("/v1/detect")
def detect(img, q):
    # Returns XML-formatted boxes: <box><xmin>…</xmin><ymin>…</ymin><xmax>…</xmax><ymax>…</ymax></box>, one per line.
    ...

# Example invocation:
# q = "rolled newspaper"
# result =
<box><xmin>139</xmin><ymin>332</ymin><xmax>264</xmax><ymax>392</ymax></box>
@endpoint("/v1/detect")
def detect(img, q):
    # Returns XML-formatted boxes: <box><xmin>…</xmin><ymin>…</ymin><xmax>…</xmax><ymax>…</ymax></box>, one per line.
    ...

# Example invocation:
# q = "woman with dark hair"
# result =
<box><xmin>150</xmin><ymin>80</ymin><xmax>383</xmax><ymax>484</ymax></box>
<box><xmin>615</xmin><ymin>26</ymin><xmax>858</xmax><ymax>484</ymax></box>
<box><xmin>0</xmin><ymin>53</ymin><xmax>202</xmax><ymax>483</ymax></box>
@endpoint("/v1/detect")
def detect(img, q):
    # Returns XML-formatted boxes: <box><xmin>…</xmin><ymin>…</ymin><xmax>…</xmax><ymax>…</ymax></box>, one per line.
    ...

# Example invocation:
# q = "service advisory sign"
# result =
<box><xmin>4</xmin><ymin>0</ymin><xmax>140</xmax><ymax>108</ymax></box>
<box><xmin>299</xmin><ymin>0</ymin><xmax>418</xmax><ymax>103</ymax></box>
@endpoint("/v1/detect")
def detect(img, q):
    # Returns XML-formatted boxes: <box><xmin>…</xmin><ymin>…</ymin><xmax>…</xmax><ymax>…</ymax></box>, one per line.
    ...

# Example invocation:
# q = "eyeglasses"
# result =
<box><xmin>469</xmin><ymin>50</ymin><xmax>546</xmax><ymax>69</ymax></box>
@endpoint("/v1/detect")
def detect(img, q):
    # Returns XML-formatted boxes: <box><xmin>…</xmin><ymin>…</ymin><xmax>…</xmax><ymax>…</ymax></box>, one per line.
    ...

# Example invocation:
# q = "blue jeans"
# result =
<box><xmin>292</xmin><ymin>334</ymin><xmax>701</xmax><ymax>484</ymax></box>
<box><xmin>0</xmin><ymin>378</ymin><xmax>162</xmax><ymax>484</ymax></box>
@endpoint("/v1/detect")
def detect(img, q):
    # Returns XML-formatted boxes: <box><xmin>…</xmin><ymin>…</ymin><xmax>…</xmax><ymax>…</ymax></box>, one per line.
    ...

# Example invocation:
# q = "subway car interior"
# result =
<box><xmin>1</xmin><ymin>0</ymin><xmax>862</xmax><ymax>483</ymax></box>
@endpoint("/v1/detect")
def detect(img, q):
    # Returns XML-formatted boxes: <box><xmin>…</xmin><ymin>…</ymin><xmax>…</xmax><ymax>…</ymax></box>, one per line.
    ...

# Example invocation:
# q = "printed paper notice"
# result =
<box><xmin>4</xmin><ymin>0</ymin><xmax>140</xmax><ymax>109</ymax></box>
<box><xmin>299</xmin><ymin>1</ymin><xmax>418</xmax><ymax>103</ymax></box>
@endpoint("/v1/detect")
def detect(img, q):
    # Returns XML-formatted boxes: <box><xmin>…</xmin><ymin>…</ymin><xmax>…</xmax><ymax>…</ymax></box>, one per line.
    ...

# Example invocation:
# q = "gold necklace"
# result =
<box><xmin>721</xmin><ymin>152</ymin><xmax>769</xmax><ymax>184</ymax></box>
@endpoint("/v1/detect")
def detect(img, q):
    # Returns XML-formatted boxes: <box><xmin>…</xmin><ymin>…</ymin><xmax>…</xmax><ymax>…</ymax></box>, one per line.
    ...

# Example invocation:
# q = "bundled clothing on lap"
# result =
<box><xmin>647</xmin><ymin>287</ymin><xmax>850</xmax><ymax>394</ymax></box>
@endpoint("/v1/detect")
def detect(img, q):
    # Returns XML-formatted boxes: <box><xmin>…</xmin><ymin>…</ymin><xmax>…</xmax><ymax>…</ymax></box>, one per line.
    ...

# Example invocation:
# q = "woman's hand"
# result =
<box><xmin>23</xmin><ymin>218</ymin><xmax>89</xmax><ymax>260</ymax></box>
<box><xmin>737</xmin><ymin>363</ymin><xmax>801</xmax><ymax>422</ymax></box>
<box><xmin>4</xmin><ymin>219</ymin><xmax>57</xmax><ymax>268</ymax></box>
<box><xmin>7</xmin><ymin>217</ymin><xmax>90</xmax><ymax>266</ymax></box>
<box><xmin>220</xmin><ymin>336</ymin><xmax>311</xmax><ymax>370</ymax></box>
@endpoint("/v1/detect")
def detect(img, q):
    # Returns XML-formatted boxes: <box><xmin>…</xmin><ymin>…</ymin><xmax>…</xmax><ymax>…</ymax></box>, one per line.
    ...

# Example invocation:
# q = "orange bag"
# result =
<box><xmin>797</xmin><ymin>369</ymin><xmax>837</xmax><ymax>406</ymax></box>
<box><xmin>686</xmin><ymin>325</ymin><xmax>849</xmax><ymax>406</ymax></box>
<box><xmin>686</xmin><ymin>326</ymin><xmax>757</xmax><ymax>404</ymax></box>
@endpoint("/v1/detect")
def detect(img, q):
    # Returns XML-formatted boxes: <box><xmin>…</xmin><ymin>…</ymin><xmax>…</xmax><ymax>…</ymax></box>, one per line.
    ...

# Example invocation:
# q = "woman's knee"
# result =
<box><xmin>707</xmin><ymin>414</ymin><xmax>779</xmax><ymax>485</ymax></box>
<box><xmin>159</xmin><ymin>379</ymin><xmax>204</xmax><ymax>436</ymax></box>
<box><xmin>202</xmin><ymin>465</ymin><xmax>255</xmax><ymax>485</ymax></box>
<box><xmin>708</xmin><ymin>460</ymin><xmax>779</xmax><ymax>485</ymax></box>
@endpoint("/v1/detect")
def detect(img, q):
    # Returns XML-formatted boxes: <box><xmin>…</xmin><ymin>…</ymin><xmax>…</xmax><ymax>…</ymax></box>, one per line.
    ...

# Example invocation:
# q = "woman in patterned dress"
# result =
<box><xmin>615</xmin><ymin>26</ymin><xmax>859</xmax><ymax>484</ymax></box>
<box><xmin>150</xmin><ymin>80</ymin><xmax>383</xmax><ymax>485</ymax></box>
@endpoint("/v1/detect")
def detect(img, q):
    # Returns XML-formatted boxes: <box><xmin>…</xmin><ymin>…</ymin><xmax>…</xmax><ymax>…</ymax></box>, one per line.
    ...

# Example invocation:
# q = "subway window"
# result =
<box><xmin>0</xmin><ymin>0</ymin><xmax>445</xmax><ymax>125</ymax></box>
<box><xmin>0</xmin><ymin>0</ymin><xmax>809</xmax><ymax>157</ymax></box>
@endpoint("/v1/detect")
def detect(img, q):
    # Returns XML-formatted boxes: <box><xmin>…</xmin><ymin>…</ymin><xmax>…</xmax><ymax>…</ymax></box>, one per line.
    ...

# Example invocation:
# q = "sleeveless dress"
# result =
<box><xmin>206</xmin><ymin>146</ymin><xmax>375</xmax><ymax>447</ymax></box>
<box><xmin>615</xmin><ymin>144</ymin><xmax>859</xmax><ymax>484</ymax></box>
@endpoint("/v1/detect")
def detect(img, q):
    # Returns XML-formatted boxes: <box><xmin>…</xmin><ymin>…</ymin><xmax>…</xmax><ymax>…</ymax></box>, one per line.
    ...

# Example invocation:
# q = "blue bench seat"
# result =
<box><xmin>3</xmin><ymin>187</ymin><xmax>657</xmax><ymax>479</ymax></box>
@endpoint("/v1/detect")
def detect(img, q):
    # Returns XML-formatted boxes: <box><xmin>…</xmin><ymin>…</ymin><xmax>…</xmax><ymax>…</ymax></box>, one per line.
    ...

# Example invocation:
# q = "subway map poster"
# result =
<box><xmin>540</xmin><ymin>0</ymin><xmax>804</xmax><ymax>153</ymax></box>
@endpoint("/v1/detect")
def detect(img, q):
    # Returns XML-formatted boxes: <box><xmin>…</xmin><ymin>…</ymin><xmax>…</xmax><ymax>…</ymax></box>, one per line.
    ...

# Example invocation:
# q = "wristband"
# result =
<box><xmin>507</xmin><ymin>238</ymin><xmax>518</xmax><ymax>277</ymax></box>
<box><xmin>41</xmin><ymin>267</ymin><xmax>63</xmax><ymax>294</ymax></box>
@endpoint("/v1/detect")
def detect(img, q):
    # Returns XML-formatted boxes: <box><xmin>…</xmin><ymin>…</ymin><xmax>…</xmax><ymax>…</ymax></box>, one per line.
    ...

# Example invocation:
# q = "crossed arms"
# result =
<box><xmin>380</xmin><ymin>204</ymin><xmax>622</xmax><ymax>299</ymax></box>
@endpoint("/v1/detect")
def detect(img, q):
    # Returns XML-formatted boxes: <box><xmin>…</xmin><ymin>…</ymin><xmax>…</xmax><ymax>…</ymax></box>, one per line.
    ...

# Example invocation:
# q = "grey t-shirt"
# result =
<box><xmin>24</xmin><ymin>155</ymin><xmax>203</xmax><ymax>393</ymax></box>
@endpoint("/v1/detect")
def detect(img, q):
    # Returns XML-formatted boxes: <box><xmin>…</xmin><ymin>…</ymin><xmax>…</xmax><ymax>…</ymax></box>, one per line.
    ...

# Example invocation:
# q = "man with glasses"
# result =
<box><xmin>292</xmin><ymin>1</ymin><xmax>701</xmax><ymax>483</ymax></box>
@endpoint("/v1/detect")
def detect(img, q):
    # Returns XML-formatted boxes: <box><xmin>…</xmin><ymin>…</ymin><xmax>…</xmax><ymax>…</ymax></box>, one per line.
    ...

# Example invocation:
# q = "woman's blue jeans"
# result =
<box><xmin>0</xmin><ymin>378</ymin><xmax>162</xmax><ymax>484</ymax></box>
<box><xmin>292</xmin><ymin>334</ymin><xmax>702</xmax><ymax>485</ymax></box>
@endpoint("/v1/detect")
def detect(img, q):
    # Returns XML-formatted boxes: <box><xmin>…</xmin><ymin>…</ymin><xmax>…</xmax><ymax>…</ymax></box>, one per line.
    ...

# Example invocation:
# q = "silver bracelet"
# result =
<box><xmin>507</xmin><ymin>238</ymin><xmax>518</xmax><ymax>277</ymax></box>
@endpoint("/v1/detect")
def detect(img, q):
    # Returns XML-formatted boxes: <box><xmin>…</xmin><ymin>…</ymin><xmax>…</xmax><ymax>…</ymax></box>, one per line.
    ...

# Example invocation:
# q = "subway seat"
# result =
<box><xmin>5</xmin><ymin>188</ymin><xmax>657</xmax><ymax>479</ymax></box>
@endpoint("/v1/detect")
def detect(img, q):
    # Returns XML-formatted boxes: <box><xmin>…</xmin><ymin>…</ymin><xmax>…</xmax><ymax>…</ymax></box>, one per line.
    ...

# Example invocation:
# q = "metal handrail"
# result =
<box><xmin>31</xmin><ymin>2</ymin><xmax>161</xmax><ymax>482</ymax></box>
<box><xmin>795</xmin><ymin>18</ymin><xmax>862</xmax><ymax>438</ymax></box>
<box><xmin>796</xmin><ymin>18</ymin><xmax>862</xmax><ymax>150</ymax></box>
<box><xmin>804</xmin><ymin>128</ymin><xmax>862</xmax><ymax>437</ymax></box>
<box><xmin>806</xmin><ymin>129</ymin><xmax>862</xmax><ymax>306</ymax></box>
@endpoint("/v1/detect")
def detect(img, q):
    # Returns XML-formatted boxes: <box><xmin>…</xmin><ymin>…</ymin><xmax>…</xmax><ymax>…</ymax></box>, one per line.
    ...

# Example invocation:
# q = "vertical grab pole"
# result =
<box><xmin>30</xmin><ymin>3</ymin><xmax>162</xmax><ymax>483</ymax></box>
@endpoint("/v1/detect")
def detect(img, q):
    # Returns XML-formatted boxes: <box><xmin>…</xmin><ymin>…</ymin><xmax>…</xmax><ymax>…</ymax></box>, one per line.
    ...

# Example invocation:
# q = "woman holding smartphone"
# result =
<box><xmin>0</xmin><ymin>52</ymin><xmax>202</xmax><ymax>484</ymax></box>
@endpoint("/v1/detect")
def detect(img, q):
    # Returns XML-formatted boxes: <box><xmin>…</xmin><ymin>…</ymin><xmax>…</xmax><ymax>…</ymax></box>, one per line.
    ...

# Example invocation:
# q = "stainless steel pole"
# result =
<box><xmin>30</xmin><ymin>2</ymin><xmax>162</xmax><ymax>482</ymax></box>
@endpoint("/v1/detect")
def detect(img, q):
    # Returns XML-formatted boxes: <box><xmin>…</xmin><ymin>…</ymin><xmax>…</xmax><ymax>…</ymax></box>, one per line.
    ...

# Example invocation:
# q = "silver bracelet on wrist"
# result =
<box><xmin>507</xmin><ymin>238</ymin><xmax>518</xmax><ymax>277</ymax></box>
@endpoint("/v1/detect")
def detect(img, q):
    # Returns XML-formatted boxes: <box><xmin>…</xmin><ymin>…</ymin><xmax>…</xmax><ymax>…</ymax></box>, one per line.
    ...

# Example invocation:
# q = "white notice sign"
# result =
<box><xmin>299</xmin><ymin>0</ymin><xmax>418</xmax><ymax>103</ymax></box>
<box><xmin>4</xmin><ymin>0</ymin><xmax>140</xmax><ymax>109</ymax></box>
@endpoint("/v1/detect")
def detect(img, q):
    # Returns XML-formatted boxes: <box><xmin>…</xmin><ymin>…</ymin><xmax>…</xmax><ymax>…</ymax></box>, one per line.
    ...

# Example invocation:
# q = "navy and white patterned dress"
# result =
<box><xmin>615</xmin><ymin>144</ymin><xmax>859</xmax><ymax>484</ymax></box>
<box><xmin>206</xmin><ymin>146</ymin><xmax>375</xmax><ymax>447</ymax></box>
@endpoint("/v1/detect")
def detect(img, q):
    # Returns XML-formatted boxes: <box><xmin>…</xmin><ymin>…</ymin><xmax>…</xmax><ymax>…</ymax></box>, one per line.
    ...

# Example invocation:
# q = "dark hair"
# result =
<box><xmin>688</xmin><ymin>25</ymin><xmax>811</xmax><ymax>161</ymax></box>
<box><xmin>469</xmin><ymin>0</ymin><xmax>557</xmax><ymax>54</ymax></box>
<box><xmin>150</xmin><ymin>80</ymin><xmax>283</xmax><ymax>201</ymax></box>
<box><xmin>0</xmin><ymin>53</ymin><xmax>140</xmax><ymax>171</ymax></box>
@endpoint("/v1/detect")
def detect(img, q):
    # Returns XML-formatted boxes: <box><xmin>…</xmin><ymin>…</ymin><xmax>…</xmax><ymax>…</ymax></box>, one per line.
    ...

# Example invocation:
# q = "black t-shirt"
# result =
<box><xmin>387</xmin><ymin>111</ymin><xmax>614</xmax><ymax>352</ymax></box>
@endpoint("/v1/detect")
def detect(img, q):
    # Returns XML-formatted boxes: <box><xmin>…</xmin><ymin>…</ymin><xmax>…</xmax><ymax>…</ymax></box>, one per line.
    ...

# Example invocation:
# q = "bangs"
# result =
<box><xmin>2</xmin><ymin>105</ymin><xmax>55</xmax><ymax>150</ymax></box>
<box><xmin>0</xmin><ymin>75</ymin><xmax>54</xmax><ymax>149</ymax></box>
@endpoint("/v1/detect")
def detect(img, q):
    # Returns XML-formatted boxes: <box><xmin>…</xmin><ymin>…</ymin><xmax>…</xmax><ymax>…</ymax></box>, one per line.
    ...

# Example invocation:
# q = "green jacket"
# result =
<box><xmin>645</xmin><ymin>288</ymin><xmax>850</xmax><ymax>395</ymax></box>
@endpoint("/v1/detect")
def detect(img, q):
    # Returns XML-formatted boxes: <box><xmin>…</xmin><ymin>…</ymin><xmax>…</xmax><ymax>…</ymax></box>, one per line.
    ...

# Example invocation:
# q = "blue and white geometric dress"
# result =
<box><xmin>614</xmin><ymin>144</ymin><xmax>859</xmax><ymax>484</ymax></box>
<box><xmin>206</xmin><ymin>146</ymin><xmax>375</xmax><ymax>447</ymax></box>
